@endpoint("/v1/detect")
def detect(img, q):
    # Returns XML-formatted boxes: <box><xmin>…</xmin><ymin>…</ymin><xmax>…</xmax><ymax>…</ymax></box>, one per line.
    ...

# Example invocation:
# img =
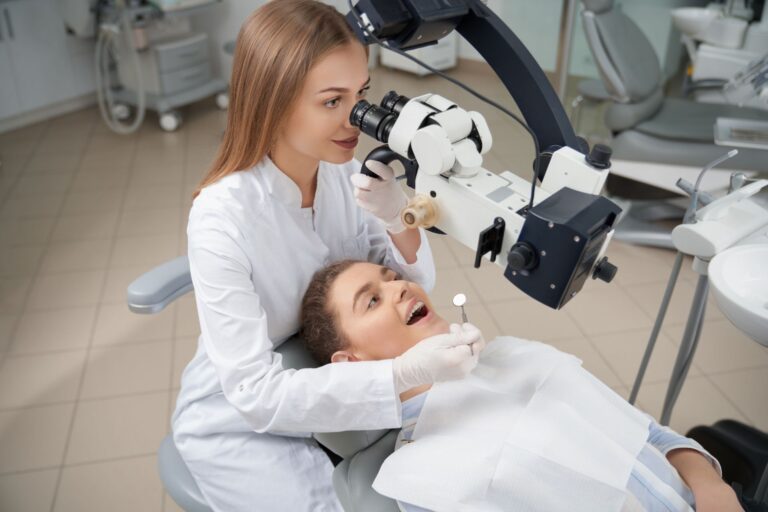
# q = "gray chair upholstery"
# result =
<box><xmin>580</xmin><ymin>0</ymin><xmax>768</xmax><ymax>248</ymax></box>
<box><xmin>127</xmin><ymin>257</ymin><xmax>399</xmax><ymax>511</ymax></box>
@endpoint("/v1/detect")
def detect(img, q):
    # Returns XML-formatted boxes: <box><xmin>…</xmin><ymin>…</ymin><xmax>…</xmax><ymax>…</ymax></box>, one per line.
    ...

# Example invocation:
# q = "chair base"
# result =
<box><xmin>158</xmin><ymin>434</ymin><xmax>213</xmax><ymax>512</ymax></box>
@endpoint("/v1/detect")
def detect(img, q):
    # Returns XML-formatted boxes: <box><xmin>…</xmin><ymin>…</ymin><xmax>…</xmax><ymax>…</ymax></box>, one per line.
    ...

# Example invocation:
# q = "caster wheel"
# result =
<box><xmin>112</xmin><ymin>103</ymin><xmax>130</xmax><ymax>121</ymax></box>
<box><xmin>215</xmin><ymin>92</ymin><xmax>229</xmax><ymax>110</ymax></box>
<box><xmin>159</xmin><ymin>111</ymin><xmax>182</xmax><ymax>132</ymax></box>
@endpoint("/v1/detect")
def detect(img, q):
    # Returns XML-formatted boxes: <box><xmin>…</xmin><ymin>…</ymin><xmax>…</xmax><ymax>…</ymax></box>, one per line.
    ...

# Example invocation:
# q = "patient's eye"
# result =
<box><xmin>367</xmin><ymin>294</ymin><xmax>379</xmax><ymax>310</ymax></box>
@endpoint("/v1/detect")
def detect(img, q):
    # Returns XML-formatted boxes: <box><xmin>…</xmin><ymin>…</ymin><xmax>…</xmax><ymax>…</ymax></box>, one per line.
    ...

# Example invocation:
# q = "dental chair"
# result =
<box><xmin>580</xmin><ymin>0</ymin><xmax>768</xmax><ymax>248</ymax></box>
<box><xmin>127</xmin><ymin>256</ymin><xmax>400</xmax><ymax>511</ymax></box>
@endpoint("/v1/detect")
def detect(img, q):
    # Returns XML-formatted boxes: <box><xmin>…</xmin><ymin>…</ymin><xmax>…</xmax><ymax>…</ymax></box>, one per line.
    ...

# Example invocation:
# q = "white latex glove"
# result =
<box><xmin>349</xmin><ymin>160</ymin><xmax>409</xmax><ymax>234</ymax></box>
<box><xmin>392</xmin><ymin>323</ymin><xmax>487</xmax><ymax>394</ymax></box>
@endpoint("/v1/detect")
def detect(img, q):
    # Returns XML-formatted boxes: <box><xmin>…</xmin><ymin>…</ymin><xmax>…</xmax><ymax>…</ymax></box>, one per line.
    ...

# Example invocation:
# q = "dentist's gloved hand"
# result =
<box><xmin>392</xmin><ymin>323</ymin><xmax>487</xmax><ymax>394</ymax></box>
<box><xmin>350</xmin><ymin>160</ymin><xmax>408</xmax><ymax>234</ymax></box>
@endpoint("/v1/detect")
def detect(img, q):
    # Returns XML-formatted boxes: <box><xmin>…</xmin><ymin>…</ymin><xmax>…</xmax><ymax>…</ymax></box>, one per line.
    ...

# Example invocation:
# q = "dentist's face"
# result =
<box><xmin>278</xmin><ymin>42</ymin><xmax>370</xmax><ymax>164</ymax></box>
<box><xmin>328</xmin><ymin>262</ymin><xmax>450</xmax><ymax>362</ymax></box>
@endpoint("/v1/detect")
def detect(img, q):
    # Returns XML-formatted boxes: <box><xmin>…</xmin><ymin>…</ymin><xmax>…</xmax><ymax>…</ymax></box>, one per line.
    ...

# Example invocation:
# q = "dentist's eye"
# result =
<box><xmin>367</xmin><ymin>294</ymin><xmax>379</xmax><ymax>310</ymax></box>
<box><xmin>324</xmin><ymin>97</ymin><xmax>340</xmax><ymax>108</ymax></box>
<box><xmin>358</xmin><ymin>86</ymin><xmax>370</xmax><ymax>97</ymax></box>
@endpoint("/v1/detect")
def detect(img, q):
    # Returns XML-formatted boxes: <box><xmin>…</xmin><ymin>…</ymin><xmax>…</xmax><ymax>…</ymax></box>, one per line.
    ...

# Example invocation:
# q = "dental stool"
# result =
<box><xmin>128</xmin><ymin>256</ymin><xmax>400</xmax><ymax>511</ymax></box>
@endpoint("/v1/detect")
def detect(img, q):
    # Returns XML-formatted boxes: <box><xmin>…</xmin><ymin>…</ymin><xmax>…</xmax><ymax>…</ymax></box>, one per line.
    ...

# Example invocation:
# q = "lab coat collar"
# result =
<box><xmin>260</xmin><ymin>155</ymin><xmax>325</xmax><ymax>211</ymax></box>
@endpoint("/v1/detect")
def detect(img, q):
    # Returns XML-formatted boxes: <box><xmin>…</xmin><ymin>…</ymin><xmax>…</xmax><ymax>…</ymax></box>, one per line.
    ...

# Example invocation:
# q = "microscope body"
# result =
<box><xmin>353</xmin><ymin>92</ymin><xmax>621</xmax><ymax>309</ymax></box>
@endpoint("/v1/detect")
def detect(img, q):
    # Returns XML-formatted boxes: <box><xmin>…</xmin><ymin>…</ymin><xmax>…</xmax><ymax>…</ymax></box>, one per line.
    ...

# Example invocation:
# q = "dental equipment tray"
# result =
<box><xmin>715</xmin><ymin>118</ymin><xmax>768</xmax><ymax>150</ymax></box>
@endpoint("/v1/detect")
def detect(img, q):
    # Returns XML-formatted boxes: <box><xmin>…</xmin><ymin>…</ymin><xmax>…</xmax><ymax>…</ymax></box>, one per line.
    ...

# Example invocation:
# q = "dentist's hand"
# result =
<box><xmin>350</xmin><ymin>160</ymin><xmax>408</xmax><ymax>234</ymax></box>
<box><xmin>392</xmin><ymin>323</ymin><xmax>487</xmax><ymax>394</ymax></box>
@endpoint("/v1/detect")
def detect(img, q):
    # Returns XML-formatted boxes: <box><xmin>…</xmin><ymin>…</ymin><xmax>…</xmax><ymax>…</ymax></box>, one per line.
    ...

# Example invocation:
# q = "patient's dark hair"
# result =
<box><xmin>300</xmin><ymin>259</ymin><xmax>359</xmax><ymax>364</ymax></box>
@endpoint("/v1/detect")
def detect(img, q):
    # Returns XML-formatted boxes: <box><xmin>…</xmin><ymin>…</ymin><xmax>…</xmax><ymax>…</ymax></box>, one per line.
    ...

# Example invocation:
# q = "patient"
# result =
<box><xmin>300</xmin><ymin>260</ymin><xmax>743</xmax><ymax>512</ymax></box>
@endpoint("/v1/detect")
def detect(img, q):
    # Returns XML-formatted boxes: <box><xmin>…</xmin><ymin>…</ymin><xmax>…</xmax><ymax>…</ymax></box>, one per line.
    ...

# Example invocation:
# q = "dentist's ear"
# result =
<box><xmin>331</xmin><ymin>350</ymin><xmax>359</xmax><ymax>363</ymax></box>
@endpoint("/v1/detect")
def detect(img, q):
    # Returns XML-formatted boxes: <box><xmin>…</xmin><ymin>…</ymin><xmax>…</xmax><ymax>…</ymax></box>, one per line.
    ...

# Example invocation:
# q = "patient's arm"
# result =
<box><xmin>666</xmin><ymin>449</ymin><xmax>742</xmax><ymax>511</ymax></box>
<box><xmin>399</xmin><ymin>383</ymin><xmax>431</xmax><ymax>403</ymax></box>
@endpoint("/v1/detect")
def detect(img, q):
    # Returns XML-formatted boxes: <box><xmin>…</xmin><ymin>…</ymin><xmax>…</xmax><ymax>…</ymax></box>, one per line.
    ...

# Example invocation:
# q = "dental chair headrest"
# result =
<box><xmin>581</xmin><ymin>0</ymin><xmax>614</xmax><ymax>14</ymax></box>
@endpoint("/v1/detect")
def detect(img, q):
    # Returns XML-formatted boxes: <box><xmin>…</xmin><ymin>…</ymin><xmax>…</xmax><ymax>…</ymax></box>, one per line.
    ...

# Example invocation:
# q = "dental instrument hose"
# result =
<box><xmin>95</xmin><ymin>1</ymin><xmax>146</xmax><ymax>135</ymax></box>
<box><xmin>347</xmin><ymin>0</ymin><xmax>542</xmax><ymax>210</ymax></box>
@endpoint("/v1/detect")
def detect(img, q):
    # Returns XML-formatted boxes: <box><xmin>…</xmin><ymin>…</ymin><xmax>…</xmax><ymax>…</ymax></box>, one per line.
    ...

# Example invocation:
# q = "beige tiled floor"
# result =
<box><xmin>0</xmin><ymin>62</ymin><xmax>766</xmax><ymax>512</ymax></box>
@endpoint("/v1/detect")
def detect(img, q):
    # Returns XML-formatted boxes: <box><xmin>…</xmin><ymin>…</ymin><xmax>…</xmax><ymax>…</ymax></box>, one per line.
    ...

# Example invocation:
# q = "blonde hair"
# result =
<box><xmin>194</xmin><ymin>0</ymin><xmax>366</xmax><ymax>198</ymax></box>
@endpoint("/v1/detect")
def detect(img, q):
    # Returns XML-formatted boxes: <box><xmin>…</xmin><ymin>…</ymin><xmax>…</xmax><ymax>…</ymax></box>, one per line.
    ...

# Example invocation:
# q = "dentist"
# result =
<box><xmin>171</xmin><ymin>1</ymin><xmax>483</xmax><ymax>511</ymax></box>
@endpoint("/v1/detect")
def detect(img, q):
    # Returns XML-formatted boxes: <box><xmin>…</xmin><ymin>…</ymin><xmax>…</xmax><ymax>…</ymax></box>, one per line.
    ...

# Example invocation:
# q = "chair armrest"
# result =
<box><xmin>127</xmin><ymin>256</ymin><xmax>193</xmax><ymax>314</ymax></box>
<box><xmin>332</xmin><ymin>430</ymin><xmax>400</xmax><ymax>512</ymax></box>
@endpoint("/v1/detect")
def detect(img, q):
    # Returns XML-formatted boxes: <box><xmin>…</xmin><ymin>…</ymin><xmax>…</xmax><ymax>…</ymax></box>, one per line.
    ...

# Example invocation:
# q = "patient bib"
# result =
<box><xmin>373</xmin><ymin>337</ymin><xmax>651</xmax><ymax>512</ymax></box>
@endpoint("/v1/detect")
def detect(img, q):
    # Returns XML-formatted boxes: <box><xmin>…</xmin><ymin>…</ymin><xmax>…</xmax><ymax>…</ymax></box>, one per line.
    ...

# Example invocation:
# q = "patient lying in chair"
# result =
<box><xmin>300</xmin><ymin>260</ymin><xmax>743</xmax><ymax>512</ymax></box>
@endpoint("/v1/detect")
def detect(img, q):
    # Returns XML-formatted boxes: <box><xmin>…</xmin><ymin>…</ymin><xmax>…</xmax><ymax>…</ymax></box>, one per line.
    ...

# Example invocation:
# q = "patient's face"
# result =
<box><xmin>328</xmin><ymin>262</ymin><xmax>449</xmax><ymax>362</ymax></box>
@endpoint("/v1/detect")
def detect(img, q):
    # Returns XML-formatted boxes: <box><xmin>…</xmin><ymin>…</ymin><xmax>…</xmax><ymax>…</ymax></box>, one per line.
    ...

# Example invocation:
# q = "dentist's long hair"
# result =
<box><xmin>194</xmin><ymin>0</ymin><xmax>366</xmax><ymax>198</ymax></box>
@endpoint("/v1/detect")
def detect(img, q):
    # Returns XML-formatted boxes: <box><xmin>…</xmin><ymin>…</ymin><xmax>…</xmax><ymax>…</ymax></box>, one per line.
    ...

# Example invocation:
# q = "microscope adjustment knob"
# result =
<box><xmin>592</xmin><ymin>256</ymin><xmax>617</xmax><ymax>283</ymax></box>
<box><xmin>507</xmin><ymin>242</ymin><xmax>538</xmax><ymax>271</ymax></box>
<box><xmin>586</xmin><ymin>144</ymin><xmax>612</xmax><ymax>169</ymax></box>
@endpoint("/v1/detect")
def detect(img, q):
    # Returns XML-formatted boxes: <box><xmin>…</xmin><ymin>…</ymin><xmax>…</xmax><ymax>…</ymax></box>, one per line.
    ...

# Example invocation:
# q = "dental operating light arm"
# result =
<box><xmin>347</xmin><ymin>1</ymin><xmax>621</xmax><ymax>310</ymax></box>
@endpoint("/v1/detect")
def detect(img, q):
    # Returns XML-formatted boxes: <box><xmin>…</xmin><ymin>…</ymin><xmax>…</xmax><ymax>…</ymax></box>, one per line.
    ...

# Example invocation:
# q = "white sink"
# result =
<box><xmin>709</xmin><ymin>244</ymin><xmax>768</xmax><ymax>346</ymax></box>
<box><xmin>672</xmin><ymin>7</ymin><xmax>748</xmax><ymax>48</ymax></box>
<box><xmin>672</xmin><ymin>7</ymin><xmax>719</xmax><ymax>37</ymax></box>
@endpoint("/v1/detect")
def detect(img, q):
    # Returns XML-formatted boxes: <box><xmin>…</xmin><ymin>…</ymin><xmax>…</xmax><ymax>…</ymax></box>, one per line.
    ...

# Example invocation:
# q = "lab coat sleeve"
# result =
<box><xmin>365</xmin><ymin>214</ymin><xmax>436</xmax><ymax>294</ymax></box>
<box><xmin>644</xmin><ymin>414</ymin><xmax>723</xmax><ymax>476</ymax></box>
<box><xmin>188</xmin><ymin>209</ymin><xmax>402</xmax><ymax>434</ymax></box>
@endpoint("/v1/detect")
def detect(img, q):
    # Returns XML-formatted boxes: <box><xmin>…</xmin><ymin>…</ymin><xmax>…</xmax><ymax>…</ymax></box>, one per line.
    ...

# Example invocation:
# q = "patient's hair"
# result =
<box><xmin>300</xmin><ymin>259</ymin><xmax>359</xmax><ymax>364</ymax></box>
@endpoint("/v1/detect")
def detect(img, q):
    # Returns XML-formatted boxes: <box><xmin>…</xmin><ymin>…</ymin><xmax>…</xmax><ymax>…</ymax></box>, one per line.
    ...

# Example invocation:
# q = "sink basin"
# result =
<box><xmin>672</xmin><ymin>7</ymin><xmax>747</xmax><ymax>48</ymax></box>
<box><xmin>709</xmin><ymin>244</ymin><xmax>768</xmax><ymax>346</ymax></box>
<box><xmin>672</xmin><ymin>7</ymin><xmax>719</xmax><ymax>37</ymax></box>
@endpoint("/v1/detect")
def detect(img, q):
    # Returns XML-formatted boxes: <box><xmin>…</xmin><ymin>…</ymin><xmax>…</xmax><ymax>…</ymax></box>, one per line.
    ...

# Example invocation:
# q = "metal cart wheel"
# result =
<box><xmin>159</xmin><ymin>111</ymin><xmax>182</xmax><ymax>132</ymax></box>
<box><xmin>215</xmin><ymin>92</ymin><xmax>229</xmax><ymax>110</ymax></box>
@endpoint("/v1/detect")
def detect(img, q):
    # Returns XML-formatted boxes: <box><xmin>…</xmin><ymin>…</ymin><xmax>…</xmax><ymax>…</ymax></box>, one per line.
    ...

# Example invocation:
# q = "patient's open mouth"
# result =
<box><xmin>406</xmin><ymin>301</ymin><xmax>429</xmax><ymax>325</ymax></box>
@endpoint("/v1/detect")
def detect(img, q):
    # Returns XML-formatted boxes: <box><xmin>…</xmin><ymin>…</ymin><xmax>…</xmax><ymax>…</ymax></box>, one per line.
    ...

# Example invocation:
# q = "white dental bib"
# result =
<box><xmin>373</xmin><ymin>338</ymin><xmax>651</xmax><ymax>512</ymax></box>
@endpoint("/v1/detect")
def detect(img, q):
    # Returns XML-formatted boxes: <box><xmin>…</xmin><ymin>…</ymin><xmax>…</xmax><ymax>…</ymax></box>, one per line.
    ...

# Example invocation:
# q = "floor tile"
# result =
<box><xmin>0</xmin><ymin>314</ymin><xmax>15</xmax><ymax>353</ymax></box>
<box><xmin>92</xmin><ymin>303</ymin><xmax>175</xmax><ymax>347</ymax></box>
<box><xmin>623</xmin><ymin>278</ymin><xmax>724</xmax><ymax>326</ymax></box>
<box><xmin>0</xmin><ymin>217</ymin><xmax>56</xmax><ymax>246</ymax></box>
<box><xmin>590</xmin><ymin>327</ymin><xmax>700</xmax><ymax>388</ymax></box>
<box><xmin>101</xmin><ymin>265</ymin><xmax>151</xmax><ymax>304</ymax></box>
<box><xmin>0</xmin><ymin>403</ymin><xmax>74</xmax><ymax>473</ymax></box>
<box><xmin>110</xmin><ymin>234</ymin><xmax>180</xmax><ymax>269</ymax></box>
<box><xmin>663</xmin><ymin>319</ymin><xmax>768</xmax><ymax>374</ymax></box>
<box><xmin>634</xmin><ymin>376</ymin><xmax>749</xmax><ymax>436</ymax></box>
<box><xmin>0</xmin><ymin>244</ymin><xmax>45</xmax><ymax>277</ymax></box>
<box><xmin>80</xmin><ymin>341</ymin><xmax>172</xmax><ymax>399</ymax></box>
<box><xmin>26</xmin><ymin>271</ymin><xmax>105</xmax><ymax>310</ymax></box>
<box><xmin>0</xmin><ymin>468</ymin><xmax>59</xmax><ymax>512</ymax></box>
<box><xmin>708</xmin><ymin>368</ymin><xmax>768</xmax><ymax>432</ymax></box>
<box><xmin>122</xmin><ymin>185</ymin><xmax>183</xmax><ymax>212</ymax></box>
<box><xmin>174</xmin><ymin>295</ymin><xmax>198</xmax><ymax>338</ymax></box>
<box><xmin>11</xmin><ymin>306</ymin><xmax>96</xmax><ymax>354</ymax></box>
<box><xmin>60</xmin><ymin>189</ymin><xmax>123</xmax><ymax>216</ymax></box>
<box><xmin>486</xmin><ymin>298</ymin><xmax>582</xmax><ymax>342</ymax></box>
<box><xmin>0</xmin><ymin>194</ymin><xmax>64</xmax><ymax>219</ymax></box>
<box><xmin>117</xmin><ymin>208</ymin><xmax>182</xmax><ymax>237</ymax></box>
<box><xmin>430</xmin><ymin>267</ymin><xmax>481</xmax><ymax>308</ymax></box>
<box><xmin>565</xmin><ymin>286</ymin><xmax>653</xmax><ymax>336</ymax></box>
<box><xmin>12</xmin><ymin>172</ymin><xmax>72</xmax><ymax>197</ymax></box>
<box><xmin>173</xmin><ymin>338</ymin><xmax>198</xmax><ymax>390</ymax></box>
<box><xmin>66</xmin><ymin>391</ymin><xmax>169</xmax><ymax>464</ymax></box>
<box><xmin>546</xmin><ymin>337</ymin><xmax>624</xmax><ymax>388</ymax></box>
<box><xmin>461</xmin><ymin>262</ymin><xmax>528</xmax><ymax>304</ymax></box>
<box><xmin>51</xmin><ymin>211</ymin><xmax>120</xmax><ymax>242</ymax></box>
<box><xmin>0</xmin><ymin>277</ymin><xmax>32</xmax><ymax>314</ymax></box>
<box><xmin>0</xmin><ymin>351</ymin><xmax>87</xmax><ymax>409</ymax></box>
<box><xmin>54</xmin><ymin>456</ymin><xmax>163</xmax><ymax>512</ymax></box>
<box><xmin>38</xmin><ymin>240</ymin><xmax>112</xmax><ymax>274</ymax></box>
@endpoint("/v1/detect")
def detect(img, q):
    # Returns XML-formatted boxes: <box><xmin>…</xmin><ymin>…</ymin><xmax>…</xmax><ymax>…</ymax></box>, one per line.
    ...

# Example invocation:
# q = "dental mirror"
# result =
<box><xmin>452</xmin><ymin>293</ymin><xmax>468</xmax><ymax>324</ymax></box>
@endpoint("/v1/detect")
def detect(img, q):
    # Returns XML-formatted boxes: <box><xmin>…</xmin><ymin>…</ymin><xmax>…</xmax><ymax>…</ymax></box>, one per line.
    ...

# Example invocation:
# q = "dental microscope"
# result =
<box><xmin>346</xmin><ymin>0</ymin><xmax>622</xmax><ymax>310</ymax></box>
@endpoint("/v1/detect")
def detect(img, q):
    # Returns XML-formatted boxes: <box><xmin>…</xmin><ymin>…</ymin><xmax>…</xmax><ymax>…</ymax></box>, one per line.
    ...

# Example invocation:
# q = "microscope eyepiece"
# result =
<box><xmin>381</xmin><ymin>91</ymin><xmax>409</xmax><ymax>114</ymax></box>
<box><xmin>350</xmin><ymin>100</ymin><xmax>398</xmax><ymax>143</ymax></box>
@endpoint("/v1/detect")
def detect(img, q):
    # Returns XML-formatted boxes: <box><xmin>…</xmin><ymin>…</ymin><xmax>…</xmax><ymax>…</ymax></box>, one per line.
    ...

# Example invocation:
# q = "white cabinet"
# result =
<box><xmin>0</xmin><ymin>0</ymin><xmax>95</xmax><ymax>121</ymax></box>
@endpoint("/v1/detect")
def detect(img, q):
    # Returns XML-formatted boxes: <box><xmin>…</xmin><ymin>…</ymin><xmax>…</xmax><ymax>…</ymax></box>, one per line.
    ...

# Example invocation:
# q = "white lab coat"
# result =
<box><xmin>172</xmin><ymin>156</ymin><xmax>435</xmax><ymax>512</ymax></box>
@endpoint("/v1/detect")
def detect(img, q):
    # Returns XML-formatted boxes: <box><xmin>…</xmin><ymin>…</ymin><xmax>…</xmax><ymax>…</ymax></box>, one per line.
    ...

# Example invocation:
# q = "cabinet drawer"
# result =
<box><xmin>160</xmin><ymin>61</ymin><xmax>211</xmax><ymax>95</ymax></box>
<box><xmin>155</xmin><ymin>33</ymin><xmax>208</xmax><ymax>73</ymax></box>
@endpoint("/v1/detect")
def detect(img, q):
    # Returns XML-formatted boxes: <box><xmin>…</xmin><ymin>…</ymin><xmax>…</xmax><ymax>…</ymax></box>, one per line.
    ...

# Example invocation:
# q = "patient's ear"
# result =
<box><xmin>331</xmin><ymin>350</ymin><xmax>359</xmax><ymax>363</ymax></box>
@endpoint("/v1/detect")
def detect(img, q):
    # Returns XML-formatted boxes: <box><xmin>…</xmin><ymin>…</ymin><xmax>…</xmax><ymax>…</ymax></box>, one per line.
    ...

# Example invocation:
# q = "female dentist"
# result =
<box><xmin>171</xmin><ymin>1</ymin><xmax>483</xmax><ymax>511</ymax></box>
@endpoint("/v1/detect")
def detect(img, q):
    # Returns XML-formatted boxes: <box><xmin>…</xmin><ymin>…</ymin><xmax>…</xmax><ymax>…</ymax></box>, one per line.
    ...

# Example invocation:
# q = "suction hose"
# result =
<box><xmin>95</xmin><ymin>6</ymin><xmax>145</xmax><ymax>135</ymax></box>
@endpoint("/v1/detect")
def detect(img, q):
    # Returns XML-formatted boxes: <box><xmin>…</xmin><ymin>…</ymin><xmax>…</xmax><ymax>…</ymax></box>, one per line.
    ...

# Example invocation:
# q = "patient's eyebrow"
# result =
<box><xmin>352</xmin><ymin>266</ymin><xmax>389</xmax><ymax>313</ymax></box>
